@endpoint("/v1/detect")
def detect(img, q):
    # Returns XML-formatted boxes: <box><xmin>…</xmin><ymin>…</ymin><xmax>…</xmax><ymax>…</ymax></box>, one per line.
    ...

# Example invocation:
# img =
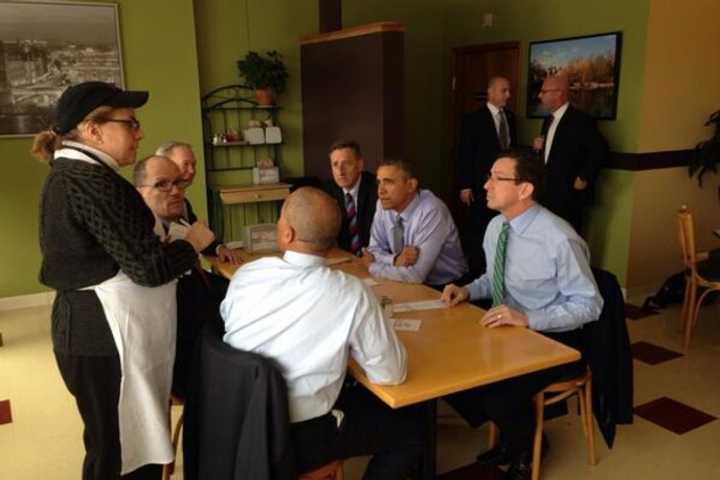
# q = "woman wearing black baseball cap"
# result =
<box><xmin>32</xmin><ymin>81</ymin><xmax>215</xmax><ymax>480</ymax></box>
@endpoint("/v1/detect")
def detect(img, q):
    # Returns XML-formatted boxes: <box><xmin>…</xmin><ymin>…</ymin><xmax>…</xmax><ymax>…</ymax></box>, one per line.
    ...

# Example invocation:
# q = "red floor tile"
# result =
<box><xmin>631</xmin><ymin>341</ymin><xmax>683</xmax><ymax>365</ymax></box>
<box><xmin>0</xmin><ymin>399</ymin><xmax>12</xmax><ymax>425</ymax></box>
<box><xmin>634</xmin><ymin>397</ymin><xmax>717</xmax><ymax>434</ymax></box>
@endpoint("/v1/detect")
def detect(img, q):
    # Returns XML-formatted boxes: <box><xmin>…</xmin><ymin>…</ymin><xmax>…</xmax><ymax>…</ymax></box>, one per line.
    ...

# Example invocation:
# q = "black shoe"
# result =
<box><xmin>505</xmin><ymin>451</ymin><xmax>532</xmax><ymax>480</ymax></box>
<box><xmin>476</xmin><ymin>443</ymin><xmax>511</xmax><ymax>466</ymax></box>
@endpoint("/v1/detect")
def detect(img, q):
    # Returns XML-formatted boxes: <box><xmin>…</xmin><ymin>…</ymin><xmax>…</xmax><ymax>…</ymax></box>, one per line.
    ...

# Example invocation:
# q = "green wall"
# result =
<box><xmin>0</xmin><ymin>0</ymin><xmax>205</xmax><ymax>297</ymax></box>
<box><xmin>194</xmin><ymin>0</ymin><xmax>318</xmax><ymax>183</ymax></box>
<box><xmin>0</xmin><ymin>0</ymin><xmax>659</xmax><ymax>296</ymax></box>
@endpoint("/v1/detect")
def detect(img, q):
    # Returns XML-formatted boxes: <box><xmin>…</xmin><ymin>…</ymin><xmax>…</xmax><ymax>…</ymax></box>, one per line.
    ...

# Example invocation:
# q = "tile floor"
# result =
<box><xmin>1</xmin><ymin>297</ymin><xmax>719</xmax><ymax>479</ymax></box>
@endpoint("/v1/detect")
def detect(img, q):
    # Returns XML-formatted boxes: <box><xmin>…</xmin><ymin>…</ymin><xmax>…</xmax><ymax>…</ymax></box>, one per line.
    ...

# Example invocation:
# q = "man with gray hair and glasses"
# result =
<box><xmin>155</xmin><ymin>141</ymin><xmax>239</xmax><ymax>263</ymax></box>
<box><xmin>134</xmin><ymin>155</ymin><xmax>230</xmax><ymax>398</ymax></box>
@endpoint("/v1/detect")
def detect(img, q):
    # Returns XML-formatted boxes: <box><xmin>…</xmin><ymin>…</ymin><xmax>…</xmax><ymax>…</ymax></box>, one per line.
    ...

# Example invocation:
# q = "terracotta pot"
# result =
<box><xmin>255</xmin><ymin>88</ymin><xmax>275</xmax><ymax>106</ymax></box>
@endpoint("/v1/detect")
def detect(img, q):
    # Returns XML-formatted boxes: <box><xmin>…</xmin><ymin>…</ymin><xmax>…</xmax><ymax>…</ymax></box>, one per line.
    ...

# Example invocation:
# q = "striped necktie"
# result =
<box><xmin>498</xmin><ymin>110</ymin><xmax>510</xmax><ymax>150</ymax></box>
<box><xmin>492</xmin><ymin>222</ymin><xmax>510</xmax><ymax>306</ymax></box>
<box><xmin>393</xmin><ymin>216</ymin><xmax>405</xmax><ymax>254</ymax></box>
<box><xmin>345</xmin><ymin>193</ymin><xmax>361</xmax><ymax>255</ymax></box>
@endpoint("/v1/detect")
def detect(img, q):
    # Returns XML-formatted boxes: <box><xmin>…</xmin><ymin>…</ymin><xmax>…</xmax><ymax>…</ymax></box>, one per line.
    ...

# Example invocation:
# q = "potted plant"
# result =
<box><xmin>237</xmin><ymin>50</ymin><xmax>288</xmax><ymax>106</ymax></box>
<box><xmin>688</xmin><ymin>109</ymin><xmax>720</xmax><ymax>186</ymax></box>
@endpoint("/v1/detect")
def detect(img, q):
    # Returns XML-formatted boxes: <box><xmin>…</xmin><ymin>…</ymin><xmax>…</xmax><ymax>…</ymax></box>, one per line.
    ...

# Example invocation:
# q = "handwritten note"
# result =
<box><xmin>393</xmin><ymin>299</ymin><xmax>446</xmax><ymax>313</ymax></box>
<box><xmin>393</xmin><ymin>319</ymin><xmax>422</xmax><ymax>331</ymax></box>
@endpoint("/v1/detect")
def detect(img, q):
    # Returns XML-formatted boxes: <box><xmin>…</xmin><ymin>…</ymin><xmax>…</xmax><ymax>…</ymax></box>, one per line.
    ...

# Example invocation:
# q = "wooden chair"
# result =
<box><xmin>489</xmin><ymin>368</ymin><xmax>595</xmax><ymax>480</ymax></box>
<box><xmin>299</xmin><ymin>460</ymin><xmax>345</xmax><ymax>480</ymax></box>
<box><xmin>677</xmin><ymin>206</ymin><xmax>720</xmax><ymax>351</ymax></box>
<box><xmin>161</xmin><ymin>395</ymin><xmax>185</xmax><ymax>480</ymax></box>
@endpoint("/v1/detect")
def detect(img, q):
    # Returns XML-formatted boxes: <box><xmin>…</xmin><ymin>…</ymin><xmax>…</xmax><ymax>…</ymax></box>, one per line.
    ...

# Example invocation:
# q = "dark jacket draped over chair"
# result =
<box><xmin>584</xmin><ymin>268</ymin><xmax>634</xmax><ymax>448</ymax></box>
<box><xmin>183</xmin><ymin>319</ymin><xmax>296</xmax><ymax>480</ymax></box>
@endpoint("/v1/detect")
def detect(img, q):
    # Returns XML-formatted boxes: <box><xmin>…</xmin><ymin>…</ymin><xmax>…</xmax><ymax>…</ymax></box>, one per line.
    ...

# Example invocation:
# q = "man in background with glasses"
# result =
<box><xmin>532</xmin><ymin>75</ymin><xmax>607</xmax><ymax>235</ymax></box>
<box><xmin>441</xmin><ymin>151</ymin><xmax>601</xmax><ymax>480</ymax></box>
<box><xmin>134</xmin><ymin>155</ymin><xmax>230</xmax><ymax>398</ymax></box>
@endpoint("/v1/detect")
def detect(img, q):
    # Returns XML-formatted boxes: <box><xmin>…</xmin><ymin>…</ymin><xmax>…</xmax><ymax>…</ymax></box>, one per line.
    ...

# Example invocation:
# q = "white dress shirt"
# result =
<box><xmin>544</xmin><ymin>102</ymin><xmax>569</xmax><ymax>163</ymax></box>
<box><xmin>221</xmin><ymin>250</ymin><xmax>407</xmax><ymax>422</ymax></box>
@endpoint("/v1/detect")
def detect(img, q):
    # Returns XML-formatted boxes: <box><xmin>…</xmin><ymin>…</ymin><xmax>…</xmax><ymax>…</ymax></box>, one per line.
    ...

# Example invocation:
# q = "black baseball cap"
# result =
<box><xmin>53</xmin><ymin>81</ymin><xmax>149</xmax><ymax>135</ymax></box>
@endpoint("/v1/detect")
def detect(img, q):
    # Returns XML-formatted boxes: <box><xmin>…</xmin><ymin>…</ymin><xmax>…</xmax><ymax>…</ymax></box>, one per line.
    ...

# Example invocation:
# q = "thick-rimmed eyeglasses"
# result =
<box><xmin>485</xmin><ymin>173</ymin><xmax>521</xmax><ymax>183</ymax></box>
<box><xmin>101</xmin><ymin>118</ymin><xmax>141</xmax><ymax>131</ymax></box>
<box><xmin>138</xmin><ymin>179</ymin><xmax>191</xmax><ymax>192</ymax></box>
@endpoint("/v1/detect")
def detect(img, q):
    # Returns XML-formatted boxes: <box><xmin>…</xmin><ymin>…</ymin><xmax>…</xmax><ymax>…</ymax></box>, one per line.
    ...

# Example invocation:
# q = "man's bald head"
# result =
<box><xmin>280</xmin><ymin>187</ymin><xmax>341</xmax><ymax>253</ymax></box>
<box><xmin>539</xmin><ymin>75</ymin><xmax>569</xmax><ymax>112</ymax></box>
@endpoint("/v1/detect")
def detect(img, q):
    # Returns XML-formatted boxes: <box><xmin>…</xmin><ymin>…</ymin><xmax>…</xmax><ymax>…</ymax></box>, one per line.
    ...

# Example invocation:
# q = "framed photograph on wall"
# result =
<box><xmin>0</xmin><ymin>1</ymin><xmax>124</xmax><ymax>137</ymax></box>
<box><xmin>527</xmin><ymin>32</ymin><xmax>622</xmax><ymax>120</ymax></box>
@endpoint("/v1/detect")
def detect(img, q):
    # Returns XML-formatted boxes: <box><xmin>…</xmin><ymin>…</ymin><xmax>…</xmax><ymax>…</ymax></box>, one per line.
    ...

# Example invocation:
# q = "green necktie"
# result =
<box><xmin>492</xmin><ymin>222</ymin><xmax>510</xmax><ymax>306</ymax></box>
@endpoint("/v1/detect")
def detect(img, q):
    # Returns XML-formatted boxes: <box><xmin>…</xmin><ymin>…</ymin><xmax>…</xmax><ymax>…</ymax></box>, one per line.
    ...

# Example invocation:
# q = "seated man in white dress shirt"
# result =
<box><xmin>221</xmin><ymin>187</ymin><xmax>423</xmax><ymax>479</ymax></box>
<box><xmin>361</xmin><ymin>159</ymin><xmax>469</xmax><ymax>289</ymax></box>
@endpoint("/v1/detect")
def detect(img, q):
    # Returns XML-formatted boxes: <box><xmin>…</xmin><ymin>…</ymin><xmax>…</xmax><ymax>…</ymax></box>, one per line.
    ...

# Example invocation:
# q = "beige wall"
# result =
<box><xmin>627</xmin><ymin>0</ymin><xmax>720</xmax><ymax>294</ymax></box>
<box><xmin>627</xmin><ymin>168</ymin><xmax>720</xmax><ymax>292</ymax></box>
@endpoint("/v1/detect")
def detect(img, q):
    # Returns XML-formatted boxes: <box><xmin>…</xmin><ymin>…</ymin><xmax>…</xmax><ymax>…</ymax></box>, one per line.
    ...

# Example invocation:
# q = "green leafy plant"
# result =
<box><xmin>689</xmin><ymin>109</ymin><xmax>720</xmax><ymax>187</ymax></box>
<box><xmin>236</xmin><ymin>50</ymin><xmax>288</xmax><ymax>94</ymax></box>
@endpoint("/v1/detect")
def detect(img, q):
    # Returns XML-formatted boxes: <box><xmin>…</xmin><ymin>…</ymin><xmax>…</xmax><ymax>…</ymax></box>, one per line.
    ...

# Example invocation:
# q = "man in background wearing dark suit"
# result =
<box><xmin>326</xmin><ymin>140</ymin><xmax>378</xmax><ymax>255</ymax></box>
<box><xmin>533</xmin><ymin>75</ymin><xmax>607</xmax><ymax>234</ymax></box>
<box><xmin>457</xmin><ymin>76</ymin><xmax>516</xmax><ymax>272</ymax></box>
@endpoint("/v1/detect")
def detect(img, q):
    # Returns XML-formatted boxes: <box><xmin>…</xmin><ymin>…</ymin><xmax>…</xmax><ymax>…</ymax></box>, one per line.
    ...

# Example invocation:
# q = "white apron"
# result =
<box><xmin>84</xmin><ymin>271</ymin><xmax>178</xmax><ymax>474</ymax></box>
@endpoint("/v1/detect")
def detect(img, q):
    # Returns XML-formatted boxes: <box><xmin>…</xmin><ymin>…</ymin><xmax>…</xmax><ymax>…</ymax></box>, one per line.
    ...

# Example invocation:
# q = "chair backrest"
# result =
<box><xmin>677</xmin><ymin>206</ymin><xmax>697</xmax><ymax>273</ymax></box>
<box><xmin>183</xmin><ymin>318</ymin><xmax>296</xmax><ymax>480</ymax></box>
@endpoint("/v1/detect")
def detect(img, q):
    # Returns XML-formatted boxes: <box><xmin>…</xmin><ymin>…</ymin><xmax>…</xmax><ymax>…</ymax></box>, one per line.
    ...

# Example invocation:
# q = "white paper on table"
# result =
<box><xmin>392</xmin><ymin>318</ymin><xmax>422</xmax><ymax>331</ymax></box>
<box><xmin>326</xmin><ymin>256</ymin><xmax>352</xmax><ymax>266</ymax></box>
<box><xmin>363</xmin><ymin>278</ymin><xmax>380</xmax><ymax>287</ymax></box>
<box><xmin>392</xmin><ymin>299</ymin><xmax>446</xmax><ymax>313</ymax></box>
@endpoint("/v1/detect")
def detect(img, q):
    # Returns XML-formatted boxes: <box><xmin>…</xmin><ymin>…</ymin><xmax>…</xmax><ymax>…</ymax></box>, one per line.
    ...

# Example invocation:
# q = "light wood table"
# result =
<box><xmin>211</xmin><ymin>251</ymin><xmax>580</xmax><ymax>403</ymax></box>
<box><xmin>210</xmin><ymin>250</ymin><xmax>580</xmax><ymax>478</ymax></box>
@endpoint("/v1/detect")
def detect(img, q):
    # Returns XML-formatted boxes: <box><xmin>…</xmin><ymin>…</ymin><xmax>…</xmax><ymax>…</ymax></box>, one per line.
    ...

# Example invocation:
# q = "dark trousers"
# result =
<box><xmin>445</xmin><ymin>329</ymin><xmax>584</xmax><ymax>456</ymax></box>
<box><xmin>55</xmin><ymin>352</ymin><xmax>162</xmax><ymax>480</ymax></box>
<box><xmin>291</xmin><ymin>383</ymin><xmax>424</xmax><ymax>480</ymax></box>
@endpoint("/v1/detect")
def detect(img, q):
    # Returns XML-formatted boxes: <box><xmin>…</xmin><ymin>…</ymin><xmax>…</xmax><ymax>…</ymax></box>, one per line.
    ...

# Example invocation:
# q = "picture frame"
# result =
<box><xmin>0</xmin><ymin>1</ymin><xmax>125</xmax><ymax>137</ymax></box>
<box><xmin>527</xmin><ymin>32</ymin><xmax>622</xmax><ymax>120</ymax></box>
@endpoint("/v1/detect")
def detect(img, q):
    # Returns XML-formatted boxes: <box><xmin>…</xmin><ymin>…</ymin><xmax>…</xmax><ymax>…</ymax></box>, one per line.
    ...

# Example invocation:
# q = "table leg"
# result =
<box><xmin>419</xmin><ymin>398</ymin><xmax>437</xmax><ymax>480</ymax></box>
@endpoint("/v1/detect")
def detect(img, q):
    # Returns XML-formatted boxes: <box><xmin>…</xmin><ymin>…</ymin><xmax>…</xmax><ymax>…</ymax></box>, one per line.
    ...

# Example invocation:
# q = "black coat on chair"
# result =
<box><xmin>583</xmin><ymin>268</ymin><xmax>634</xmax><ymax>448</ymax></box>
<box><xmin>183</xmin><ymin>318</ymin><xmax>296</xmax><ymax>480</ymax></box>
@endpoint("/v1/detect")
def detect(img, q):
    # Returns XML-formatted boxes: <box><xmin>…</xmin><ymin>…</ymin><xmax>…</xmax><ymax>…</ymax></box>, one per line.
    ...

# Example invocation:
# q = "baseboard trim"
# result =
<box><xmin>0</xmin><ymin>291</ymin><xmax>55</xmax><ymax>311</ymax></box>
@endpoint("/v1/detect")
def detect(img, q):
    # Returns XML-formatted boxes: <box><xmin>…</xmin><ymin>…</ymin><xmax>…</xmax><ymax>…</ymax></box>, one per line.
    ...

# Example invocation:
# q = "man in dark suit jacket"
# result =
<box><xmin>325</xmin><ymin>140</ymin><xmax>378</xmax><ymax>255</ymax></box>
<box><xmin>534</xmin><ymin>75</ymin><xmax>607</xmax><ymax>234</ymax></box>
<box><xmin>457</xmin><ymin>76</ymin><xmax>516</xmax><ymax>272</ymax></box>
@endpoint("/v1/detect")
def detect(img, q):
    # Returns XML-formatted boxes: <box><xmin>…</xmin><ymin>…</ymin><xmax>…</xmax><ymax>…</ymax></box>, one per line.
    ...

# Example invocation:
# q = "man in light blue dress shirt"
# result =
<box><xmin>361</xmin><ymin>159</ymin><xmax>468</xmax><ymax>288</ymax></box>
<box><xmin>441</xmin><ymin>151</ymin><xmax>602</xmax><ymax>480</ymax></box>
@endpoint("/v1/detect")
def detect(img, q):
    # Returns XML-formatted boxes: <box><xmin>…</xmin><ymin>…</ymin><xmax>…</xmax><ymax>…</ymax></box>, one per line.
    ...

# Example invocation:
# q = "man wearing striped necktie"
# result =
<box><xmin>326</xmin><ymin>140</ymin><xmax>378</xmax><ymax>256</ymax></box>
<box><xmin>441</xmin><ymin>151</ymin><xmax>602</xmax><ymax>480</ymax></box>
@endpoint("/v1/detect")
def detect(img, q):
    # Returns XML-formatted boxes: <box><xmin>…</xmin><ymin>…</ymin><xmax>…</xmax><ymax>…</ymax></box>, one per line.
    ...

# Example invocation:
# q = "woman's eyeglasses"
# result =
<box><xmin>101</xmin><ymin>117</ymin><xmax>141</xmax><ymax>131</ymax></box>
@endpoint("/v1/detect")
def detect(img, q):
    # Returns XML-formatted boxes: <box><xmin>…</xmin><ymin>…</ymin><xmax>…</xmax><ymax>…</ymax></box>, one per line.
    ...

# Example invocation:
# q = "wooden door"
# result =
<box><xmin>448</xmin><ymin>42</ymin><xmax>520</xmax><ymax>216</ymax></box>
